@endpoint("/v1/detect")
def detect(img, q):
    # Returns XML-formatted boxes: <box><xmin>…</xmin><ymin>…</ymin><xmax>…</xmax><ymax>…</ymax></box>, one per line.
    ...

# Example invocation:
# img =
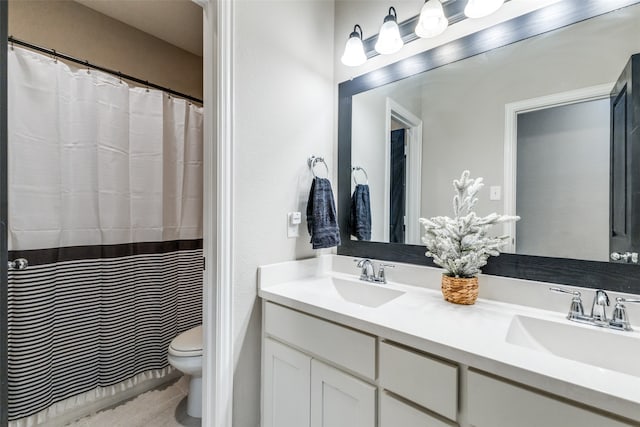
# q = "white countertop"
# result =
<box><xmin>258</xmin><ymin>255</ymin><xmax>640</xmax><ymax>422</ymax></box>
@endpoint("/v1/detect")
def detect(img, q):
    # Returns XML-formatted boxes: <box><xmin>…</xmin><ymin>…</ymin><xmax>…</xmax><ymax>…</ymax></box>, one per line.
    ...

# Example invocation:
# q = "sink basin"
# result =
<box><xmin>506</xmin><ymin>315</ymin><xmax>640</xmax><ymax>377</ymax></box>
<box><xmin>328</xmin><ymin>277</ymin><xmax>405</xmax><ymax>308</ymax></box>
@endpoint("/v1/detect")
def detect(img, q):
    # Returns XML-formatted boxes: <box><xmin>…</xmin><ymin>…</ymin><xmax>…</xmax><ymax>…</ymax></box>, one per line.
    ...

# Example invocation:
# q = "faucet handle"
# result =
<box><xmin>610</xmin><ymin>297</ymin><xmax>640</xmax><ymax>331</ymax></box>
<box><xmin>549</xmin><ymin>287</ymin><xmax>584</xmax><ymax>319</ymax></box>
<box><xmin>549</xmin><ymin>287</ymin><xmax>581</xmax><ymax>297</ymax></box>
<box><xmin>376</xmin><ymin>263</ymin><xmax>395</xmax><ymax>284</ymax></box>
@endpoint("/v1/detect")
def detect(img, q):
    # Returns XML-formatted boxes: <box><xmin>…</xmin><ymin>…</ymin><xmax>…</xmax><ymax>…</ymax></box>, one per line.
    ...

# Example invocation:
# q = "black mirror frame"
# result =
<box><xmin>337</xmin><ymin>0</ymin><xmax>640</xmax><ymax>295</ymax></box>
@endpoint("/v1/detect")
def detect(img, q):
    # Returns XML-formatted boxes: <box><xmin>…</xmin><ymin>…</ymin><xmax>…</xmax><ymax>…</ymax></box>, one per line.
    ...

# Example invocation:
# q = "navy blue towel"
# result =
<box><xmin>306</xmin><ymin>177</ymin><xmax>341</xmax><ymax>249</ymax></box>
<box><xmin>349</xmin><ymin>184</ymin><xmax>371</xmax><ymax>241</ymax></box>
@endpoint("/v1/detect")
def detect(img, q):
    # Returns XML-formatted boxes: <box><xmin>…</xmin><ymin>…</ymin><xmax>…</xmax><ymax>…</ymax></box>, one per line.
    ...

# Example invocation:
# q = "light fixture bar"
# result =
<box><xmin>362</xmin><ymin>0</ymin><xmax>511</xmax><ymax>59</ymax></box>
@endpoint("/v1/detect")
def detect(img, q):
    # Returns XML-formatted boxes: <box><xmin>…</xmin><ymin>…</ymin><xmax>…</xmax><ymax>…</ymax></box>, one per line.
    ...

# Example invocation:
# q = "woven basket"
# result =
<box><xmin>441</xmin><ymin>275</ymin><xmax>478</xmax><ymax>305</ymax></box>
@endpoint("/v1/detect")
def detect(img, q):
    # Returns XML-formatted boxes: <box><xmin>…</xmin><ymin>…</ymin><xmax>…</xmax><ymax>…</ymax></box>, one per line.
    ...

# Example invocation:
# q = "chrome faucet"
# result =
<box><xmin>551</xmin><ymin>287</ymin><xmax>637</xmax><ymax>331</ymax></box>
<box><xmin>354</xmin><ymin>259</ymin><xmax>394</xmax><ymax>284</ymax></box>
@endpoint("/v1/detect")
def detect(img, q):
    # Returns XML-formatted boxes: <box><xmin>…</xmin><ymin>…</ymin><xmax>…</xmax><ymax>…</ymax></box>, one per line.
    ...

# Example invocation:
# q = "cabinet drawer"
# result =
<box><xmin>467</xmin><ymin>370</ymin><xmax>635</xmax><ymax>427</ymax></box>
<box><xmin>381</xmin><ymin>393</ymin><xmax>456</xmax><ymax>427</ymax></box>
<box><xmin>379</xmin><ymin>341</ymin><xmax>458</xmax><ymax>421</ymax></box>
<box><xmin>264</xmin><ymin>302</ymin><xmax>376</xmax><ymax>380</ymax></box>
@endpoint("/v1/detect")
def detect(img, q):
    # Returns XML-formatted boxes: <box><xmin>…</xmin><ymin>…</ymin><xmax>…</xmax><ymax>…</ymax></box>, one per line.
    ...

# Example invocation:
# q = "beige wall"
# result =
<box><xmin>8</xmin><ymin>0</ymin><xmax>203</xmax><ymax>100</ymax></box>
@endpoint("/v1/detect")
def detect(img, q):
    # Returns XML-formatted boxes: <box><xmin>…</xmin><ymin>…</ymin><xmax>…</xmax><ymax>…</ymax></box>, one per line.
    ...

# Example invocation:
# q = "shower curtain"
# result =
<box><xmin>6</xmin><ymin>47</ymin><xmax>204</xmax><ymax>424</ymax></box>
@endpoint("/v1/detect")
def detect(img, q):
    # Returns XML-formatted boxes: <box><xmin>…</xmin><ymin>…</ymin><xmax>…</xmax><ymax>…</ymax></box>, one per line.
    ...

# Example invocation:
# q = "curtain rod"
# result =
<box><xmin>8</xmin><ymin>36</ymin><xmax>203</xmax><ymax>105</ymax></box>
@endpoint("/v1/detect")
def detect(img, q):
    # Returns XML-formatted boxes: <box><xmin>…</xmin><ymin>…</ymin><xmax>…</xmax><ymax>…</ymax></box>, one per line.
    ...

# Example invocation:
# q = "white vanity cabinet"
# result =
<box><xmin>262</xmin><ymin>302</ymin><xmax>377</xmax><ymax>427</ymax></box>
<box><xmin>261</xmin><ymin>300</ymin><xmax>636</xmax><ymax>427</ymax></box>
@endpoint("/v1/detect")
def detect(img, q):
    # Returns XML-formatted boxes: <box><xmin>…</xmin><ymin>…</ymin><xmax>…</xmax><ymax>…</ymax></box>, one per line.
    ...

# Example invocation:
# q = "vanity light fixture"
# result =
<box><xmin>415</xmin><ymin>0</ymin><xmax>449</xmax><ymax>38</ymax></box>
<box><xmin>341</xmin><ymin>24</ymin><xmax>367</xmax><ymax>67</ymax></box>
<box><xmin>375</xmin><ymin>7</ymin><xmax>404</xmax><ymax>55</ymax></box>
<box><xmin>464</xmin><ymin>0</ymin><xmax>505</xmax><ymax>19</ymax></box>
<box><xmin>340</xmin><ymin>0</ymin><xmax>508</xmax><ymax>66</ymax></box>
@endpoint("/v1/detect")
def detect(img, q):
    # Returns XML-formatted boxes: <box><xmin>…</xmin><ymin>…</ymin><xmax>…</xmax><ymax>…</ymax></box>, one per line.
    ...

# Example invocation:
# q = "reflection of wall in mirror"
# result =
<box><xmin>418</xmin><ymin>6</ymin><xmax>640</xmax><ymax>226</ymax></box>
<box><xmin>516</xmin><ymin>99</ymin><xmax>609</xmax><ymax>262</ymax></box>
<box><xmin>352</xmin><ymin>90</ymin><xmax>421</xmax><ymax>242</ymax></box>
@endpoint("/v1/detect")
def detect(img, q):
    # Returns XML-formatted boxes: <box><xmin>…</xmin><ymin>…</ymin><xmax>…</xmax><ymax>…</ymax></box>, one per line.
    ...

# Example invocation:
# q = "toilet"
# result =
<box><xmin>168</xmin><ymin>325</ymin><xmax>203</xmax><ymax>418</ymax></box>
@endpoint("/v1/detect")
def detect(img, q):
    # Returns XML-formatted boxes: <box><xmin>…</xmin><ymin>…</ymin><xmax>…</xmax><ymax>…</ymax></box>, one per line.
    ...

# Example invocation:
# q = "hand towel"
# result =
<box><xmin>349</xmin><ymin>184</ymin><xmax>372</xmax><ymax>241</ymax></box>
<box><xmin>306</xmin><ymin>177</ymin><xmax>341</xmax><ymax>249</ymax></box>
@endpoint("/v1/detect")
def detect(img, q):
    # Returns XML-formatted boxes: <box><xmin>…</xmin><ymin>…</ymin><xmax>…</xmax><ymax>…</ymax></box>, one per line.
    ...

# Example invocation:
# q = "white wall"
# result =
<box><xmin>516</xmin><ymin>99</ymin><xmax>610</xmax><ymax>261</ymax></box>
<box><xmin>232</xmin><ymin>1</ymin><xmax>335</xmax><ymax>426</ymax></box>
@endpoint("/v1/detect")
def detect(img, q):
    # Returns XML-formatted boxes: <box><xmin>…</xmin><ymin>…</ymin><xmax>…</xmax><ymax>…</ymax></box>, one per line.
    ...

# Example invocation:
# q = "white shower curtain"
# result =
<box><xmin>6</xmin><ymin>46</ymin><xmax>204</xmax><ymax>424</ymax></box>
<box><xmin>8</xmin><ymin>46</ymin><xmax>202</xmax><ymax>250</ymax></box>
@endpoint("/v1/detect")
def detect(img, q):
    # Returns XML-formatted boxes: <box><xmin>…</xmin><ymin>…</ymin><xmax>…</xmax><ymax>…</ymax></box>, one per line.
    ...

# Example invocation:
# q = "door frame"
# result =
<box><xmin>198</xmin><ymin>0</ymin><xmax>234</xmax><ymax>426</ymax></box>
<box><xmin>1</xmin><ymin>0</ymin><xmax>8</xmax><ymax>425</ymax></box>
<box><xmin>503</xmin><ymin>83</ymin><xmax>612</xmax><ymax>252</ymax></box>
<box><xmin>384</xmin><ymin>98</ymin><xmax>423</xmax><ymax>244</ymax></box>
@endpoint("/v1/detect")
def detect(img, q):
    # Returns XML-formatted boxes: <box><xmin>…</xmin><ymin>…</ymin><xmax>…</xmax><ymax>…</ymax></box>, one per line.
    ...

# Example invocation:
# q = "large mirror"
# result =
<box><xmin>338</xmin><ymin>0</ymin><xmax>640</xmax><ymax>292</ymax></box>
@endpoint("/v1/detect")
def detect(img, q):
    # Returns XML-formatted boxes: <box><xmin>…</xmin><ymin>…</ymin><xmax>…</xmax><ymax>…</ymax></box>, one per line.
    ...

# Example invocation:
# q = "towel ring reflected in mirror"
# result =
<box><xmin>352</xmin><ymin>166</ymin><xmax>369</xmax><ymax>185</ymax></box>
<box><xmin>308</xmin><ymin>155</ymin><xmax>330</xmax><ymax>178</ymax></box>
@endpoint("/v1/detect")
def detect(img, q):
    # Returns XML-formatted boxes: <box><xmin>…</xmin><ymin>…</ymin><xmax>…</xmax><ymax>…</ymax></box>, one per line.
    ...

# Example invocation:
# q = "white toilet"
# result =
<box><xmin>168</xmin><ymin>325</ymin><xmax>203</xmax><ymax>418</ymax></box>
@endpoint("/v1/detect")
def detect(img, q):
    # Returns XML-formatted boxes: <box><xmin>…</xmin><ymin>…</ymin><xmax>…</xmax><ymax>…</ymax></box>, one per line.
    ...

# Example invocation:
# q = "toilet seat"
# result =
<box><xmin>169</xmin><ymin>325</ymin><xmax>203</xmax><ymax>357</ymax></box>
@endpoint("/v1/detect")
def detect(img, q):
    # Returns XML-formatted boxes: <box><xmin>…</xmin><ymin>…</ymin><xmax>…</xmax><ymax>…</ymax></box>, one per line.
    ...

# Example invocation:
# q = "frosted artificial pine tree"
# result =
<box><xmin>419</xmin><ymin>171</ymin><xmax>520</xmax><ymax>278</ymax></box>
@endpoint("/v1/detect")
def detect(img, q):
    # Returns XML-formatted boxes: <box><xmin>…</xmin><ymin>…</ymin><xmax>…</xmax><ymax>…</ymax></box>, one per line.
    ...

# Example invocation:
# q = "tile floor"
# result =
<box><xmin>66</xmin><ymin>376</ymin><xmax>200</xmax><ymax>427</ymax></box>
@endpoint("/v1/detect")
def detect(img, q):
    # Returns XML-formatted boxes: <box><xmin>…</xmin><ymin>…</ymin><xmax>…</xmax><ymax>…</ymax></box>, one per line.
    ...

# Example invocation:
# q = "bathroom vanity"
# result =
<box><xmin>258</xmin><ymin>256</ymin><xmax>640</xmax><ymax>427</ymax></box>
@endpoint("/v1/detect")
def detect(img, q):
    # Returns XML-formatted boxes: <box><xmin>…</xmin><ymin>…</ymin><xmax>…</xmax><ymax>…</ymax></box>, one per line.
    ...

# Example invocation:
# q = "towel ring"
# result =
<box><xmin>308</xmin><ymin>156</ymin><xmax>329</xmax><ymax>178</ymax></box>
<box><xmin>352</xmin><ymin>166</ymin><xmax>369</xmax><ymax>185</ymax></box>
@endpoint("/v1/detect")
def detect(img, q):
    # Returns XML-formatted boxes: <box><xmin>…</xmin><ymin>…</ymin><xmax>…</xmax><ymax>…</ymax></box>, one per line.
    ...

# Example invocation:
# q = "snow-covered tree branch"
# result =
<box><xmin>420</xmin><ymin>171</ymin><xmax>520</xmax><ymax>278</ymax></box>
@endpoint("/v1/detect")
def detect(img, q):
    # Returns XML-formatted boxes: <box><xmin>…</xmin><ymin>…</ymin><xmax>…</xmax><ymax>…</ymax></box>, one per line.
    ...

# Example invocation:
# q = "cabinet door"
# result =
<box><xmin>263</xmin><ymin>338</ymin><xmax>311</xmax><ymax>427</ymax></box>
<box><xmin>310</xmin><ymin>359</ymin><xmax>376</xmax><ymax>427</ymax></box>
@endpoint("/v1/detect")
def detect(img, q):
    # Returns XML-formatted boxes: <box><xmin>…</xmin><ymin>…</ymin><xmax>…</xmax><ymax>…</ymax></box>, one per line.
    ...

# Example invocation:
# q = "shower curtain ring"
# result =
<box><xmin>85</xmin><ymin>60</ymin><xmax>91</xmax><ymax>74</ymax></box>
<box><xmin>145</xmin><ymin>81</ymin><xmax>150</xmax><ymax>93</ymax></box>
<box><xmin>9</xmin><ymin>35</ymin><xmax>14</xmax><ymax>51</ymax></box>
<box><xmin>118</xmin><ymin>71</ymin><xmax>123</xmax><ymax>84</ymax></box>
<box><xmin>52</xmin><ymin>49</ymin><xmax>57</xmax><ymax>63</ymax></box>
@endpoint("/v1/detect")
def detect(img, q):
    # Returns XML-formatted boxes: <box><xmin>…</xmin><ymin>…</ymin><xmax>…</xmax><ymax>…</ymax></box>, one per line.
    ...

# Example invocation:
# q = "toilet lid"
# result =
<box><xmin>169</xmin><ymin>325</ymin><xmax>203</xmax><ymax>357</ymax></box>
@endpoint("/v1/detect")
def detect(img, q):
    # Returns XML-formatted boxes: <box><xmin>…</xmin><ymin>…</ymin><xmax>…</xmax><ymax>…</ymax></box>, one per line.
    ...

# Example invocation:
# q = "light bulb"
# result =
<box><xmin>415</xmin><ymin>0</ymin><xmax>448</xmax><ymax>39</ymax></box>
<box><xmin>375</xmin><ymin>7</ymin><xmax>404</xmax><ymax>55</ymax></box>
<box><xmin>341</xmin><ymin>25</ymin><xmax>367</xmax><ymax>67</ymax></box>
<box><xmin>464</xmin><ymin>0</ymin><xmax>505</xmax><ymax>19</ymax></box>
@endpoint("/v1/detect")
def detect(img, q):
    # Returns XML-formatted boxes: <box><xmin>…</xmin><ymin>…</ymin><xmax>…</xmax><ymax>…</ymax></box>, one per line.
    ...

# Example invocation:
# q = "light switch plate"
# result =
<box><xmin>490</xmin><ymin>186</ymin><xmax>501</xmax><ymax>201</ymax></box>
